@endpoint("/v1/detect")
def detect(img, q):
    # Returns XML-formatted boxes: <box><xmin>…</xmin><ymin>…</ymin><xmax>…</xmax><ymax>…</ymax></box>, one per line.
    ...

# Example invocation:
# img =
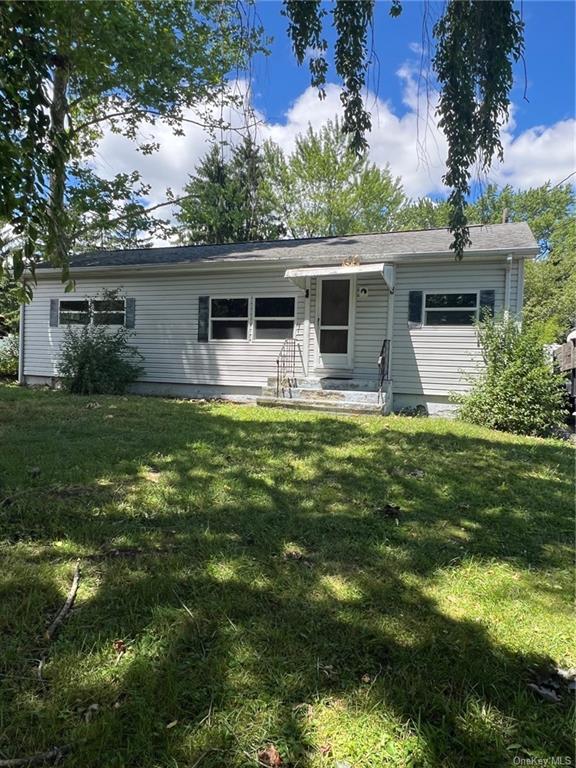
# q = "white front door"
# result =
<box><xmin>317</xmin><ymin>277</ymin><xmax>354</xmax><ymax>369</ymax></box>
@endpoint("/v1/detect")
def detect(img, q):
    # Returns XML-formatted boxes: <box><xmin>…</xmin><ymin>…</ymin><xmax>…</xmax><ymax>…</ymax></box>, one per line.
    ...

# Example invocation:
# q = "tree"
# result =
<box><xmin>228</xmin><ymin>136</ymin><xmax>284</xmax><ymax>242</ymax></box>
<box><xmin>468</xmin><ymin>183</ymin><xmax>575</xmax><ymax>341</ymax></box>
<box><xmin>176</xmin><ymin>137</ymin><xmax>283</xmax><ymax>245</ymax></box>
<box><xmin>523</xmin><ymin>209</ymin><xmax>575</xmax><ymax>342</ymax></box>
<box><xmin>282</xmin><ymin>0</ymin><xmax>525</xmax><ymax>257</ymax></box>
<box><xmin>397</xmin><ymin>197</ymin><xmax>451</xmax><ymax>231</ymax></box>
<box><xmin>0</xmin><ymin>0</ymin><xmax>261</xmax><ymax>289</ymax></box>
<box><xmin>65</xmin><ymin>167</ymin><xmax>169</xmax><ymax>252</ymax></box>
<box><xmin>456</xmin><ymin>314</ymin><xmax>566</xmax><ymax>437</ymax></box>
<box><xmin>0</xmin><ymin>1</ymin><xmax>533</xmax><ymax>271</ymax></box>
<box><xmin>263</xmin><ymin>120</ymin><xmax>406</xmax><ymax>238</ymax></box>
<box><xmin>176</xmin><ymin>145</ymin><xmax>235</xmax><ymax>245</ymax></box>
<box><xmin>0</xmin><ymin>276</ymin><xmax>19</xmax><ymax>337</ymax></box>
<box><xmin>401</xmin><ymin>182</ymin><xmax>575</xmax><ymax>340</ymax></box>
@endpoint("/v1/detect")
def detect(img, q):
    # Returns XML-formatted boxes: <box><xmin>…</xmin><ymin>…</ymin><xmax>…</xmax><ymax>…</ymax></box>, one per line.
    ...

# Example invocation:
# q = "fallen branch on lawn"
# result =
<box><xmin>85</xmin><ymin>544</ymin><xmax>179</xmax><ymax>560</ymax></box>
<box><xmin>36</xmin><ymin>652</ymin><xmax>47</xmax><ymax>684</ymax></box>
<box><xmin>45</xmin><ymin>560</ymin><xmax>81</xmax><ymax>642</ymax></box>
<box><xmin>0</xmin><ymin>745</ymin><xmax>70</xmax><ymax>767</ymax></box>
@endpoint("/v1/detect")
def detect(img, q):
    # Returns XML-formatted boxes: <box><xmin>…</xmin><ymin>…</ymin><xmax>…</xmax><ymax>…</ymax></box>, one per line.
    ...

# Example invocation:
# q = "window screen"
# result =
<box><xmin>210</xmin><ymin>298</ymin><xmax>249</xmax><ymax>340</ymax></box>
<box><xmin>254</xmin><ymin>297</ymin><xmax>295</xmax><ymax>340</ymax></box>
<box><xmin>424</xmin><ymin>293</ymin><xmax>478</xmax><ymax>326</ymax></box>
<box><xmin>92</xmin><ymin>299</ymin><xmax>126</xmax><ymax>326</ymax></box>
<box><xmin>59</xmin><ymin>300</ymin><xmax>90</xmax><ymax>325</ymax></box>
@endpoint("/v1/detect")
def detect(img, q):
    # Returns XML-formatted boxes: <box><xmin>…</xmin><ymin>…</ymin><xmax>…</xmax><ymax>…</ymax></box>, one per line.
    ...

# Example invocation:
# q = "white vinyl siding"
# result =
<box><xmin>391</xmin><ymin>261</ymin><xmax>507</xmax><ymax>396</ymax></box>
<box><xmin>352</xmin><ymin>274</ymin><xmax>389</xmax><ymax>377</ymax></box>
<box><xmin>23</xmin><ymin>269</ymin><xmax>306</xmax><ymax>386</ymax></box>
<box><xmin>508</xmin><ymin>257</ymin><xmax>521</xmax><ymax>316</ymax></box>
<box><xmin>23</xmin><ymin>255</ymin><xmax>524</xmax><ymax>396</ymax></box>
<box><xmin>306</xmin><ymin>274</ymin><xmax>388</xmax><ymax>376</ymax></box>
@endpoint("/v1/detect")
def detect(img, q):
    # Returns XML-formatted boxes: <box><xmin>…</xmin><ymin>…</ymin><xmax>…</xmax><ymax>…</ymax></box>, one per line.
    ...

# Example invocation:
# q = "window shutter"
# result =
<box><xmin>198</xmin><ymin>296</ymin><xmax>209</xmax><ymax>342</ymax></box>
<box><xmin>408</xmin><ymin>291</ymin><xmax>423</xmax><ymax>325</ymax></box>
<box><xmin>125</xmin><ymin>298</ymin><xmax>136</xmax><ymax>328</ymax></box>
<box><xmin>479</xmin><ymin>290</ymin><xmax>495</xmax><ymax>318</ymax></box>
<box><xmin>49</xmin><ymin>299</ymin><xmax>59</xmax><ymax>327</ymax></box>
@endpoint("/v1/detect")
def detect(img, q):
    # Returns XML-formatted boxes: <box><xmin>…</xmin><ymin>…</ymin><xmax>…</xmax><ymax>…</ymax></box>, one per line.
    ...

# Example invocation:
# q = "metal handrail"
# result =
<box><xmin>276</xmin><ymin>338</ymin><xmax>297</xmax><ymax>398</ymax></box>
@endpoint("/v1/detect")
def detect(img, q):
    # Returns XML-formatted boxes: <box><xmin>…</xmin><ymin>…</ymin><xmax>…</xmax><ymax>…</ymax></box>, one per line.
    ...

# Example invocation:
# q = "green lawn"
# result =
<box><xmin>0</xmin><ymin>384</ymin><xmax>573</xmax><ymax>768</ymax></box>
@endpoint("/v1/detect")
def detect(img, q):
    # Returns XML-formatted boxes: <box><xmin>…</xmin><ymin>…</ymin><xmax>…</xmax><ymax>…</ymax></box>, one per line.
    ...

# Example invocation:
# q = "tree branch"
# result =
<box><xmin>76</xmin><ymin>193</ymin><xmax>196</xmax><ymax>238</ymax></box>
<box><xmin>45</xmin><ymin>560</ymin><xmax>80</xmax><ymax>641</ymax></box>
<box><xmin>0</xmin><ymin>746</ymin><xmax>70</xmax><ymax>768</ymax></box>
<box><xmin>71</xmin><ymin>106</ymin><xmax>263</xmax><ymax>137</ymax></box>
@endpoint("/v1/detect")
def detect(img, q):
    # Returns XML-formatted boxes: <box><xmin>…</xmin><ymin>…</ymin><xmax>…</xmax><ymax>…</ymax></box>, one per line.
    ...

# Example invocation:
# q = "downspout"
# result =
<box><xmin>516</xmin><ymin>257</ymin><xmax>525</xmax><ymax>325</ymax></box>
<box><xmin>504</xmin><ymin>254</ymin><xmax>513</xmax><ymax>318</ymax></box>
<box><xmin>385</xmin><ymin>265</ymin><xmax>396</xmax><ymax>413</ymax></box>
<box><xmin>18</xmin><ymin>302</ymin><xmax>25</xmax><ymax>385</ymax></box>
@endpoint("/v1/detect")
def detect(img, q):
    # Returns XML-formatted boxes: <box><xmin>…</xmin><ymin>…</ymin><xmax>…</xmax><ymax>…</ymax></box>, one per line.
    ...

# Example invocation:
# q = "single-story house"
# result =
<box><xmin>19</xmin><ymin>222</ymin><xmax>537</xmax><ymax>415</ymax></box>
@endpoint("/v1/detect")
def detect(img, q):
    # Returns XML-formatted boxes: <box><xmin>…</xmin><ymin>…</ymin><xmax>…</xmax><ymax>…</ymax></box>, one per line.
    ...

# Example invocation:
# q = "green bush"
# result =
<box><xmin>59</xmin><ymin>324</ymin><xmax>143</xmax><ymax>395</ymax></box>
<box><xmin>456</xmin><ymin>315</ymin><xmax>567</xmax><ymax>437</ymax></box>
<box><xmin>0</xmin><ymin>334</ymin><xmax>19</xmax><ymax>378</ymax></box>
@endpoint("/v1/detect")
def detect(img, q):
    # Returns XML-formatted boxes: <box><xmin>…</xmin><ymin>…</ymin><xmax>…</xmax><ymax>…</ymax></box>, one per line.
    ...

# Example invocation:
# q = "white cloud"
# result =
<box><xmin>92</xmin><ymin>64</ymin><xmax>575</xmax><ymax>244</ymax></box>
<box><xmin>252</xmin><ymin>80</ymin><xmax>447</xmax><ymax>198</ymax></box>
<box><xmin>496</xmin><ymin>119</ymin><xmax>576</xmax><ymax>188</ymax></box>
<box><xmin>93</xmin><ymin>86</ymin><xmax>253</xmax><ymax>207</ymax></box>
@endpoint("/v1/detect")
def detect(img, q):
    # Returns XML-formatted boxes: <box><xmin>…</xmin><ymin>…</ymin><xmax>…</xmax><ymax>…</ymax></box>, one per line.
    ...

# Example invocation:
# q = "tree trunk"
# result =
<box><xmin>47</xmin><ymin>56</ymin><xmax>70</xmax><ymax>265</ymax></box>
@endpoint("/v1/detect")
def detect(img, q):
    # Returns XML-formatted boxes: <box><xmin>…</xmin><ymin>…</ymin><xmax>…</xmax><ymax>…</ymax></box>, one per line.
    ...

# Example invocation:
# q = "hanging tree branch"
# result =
<box><xmin>282</xmin><ymin>0</ymin><xmax>525</xmax><ymax>258</ymax></box>
<box><xmin>432</xmin><ymin>0</ymin><xmax>524</xmax><ymax>258</ymax></box>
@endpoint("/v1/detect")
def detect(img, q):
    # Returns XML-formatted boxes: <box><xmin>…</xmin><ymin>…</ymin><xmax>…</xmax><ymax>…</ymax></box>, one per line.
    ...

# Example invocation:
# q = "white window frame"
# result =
<box><xmin>207</xmin><ymin>295</ymin><xmax>298</xmax><ymax>343</ymax></box>
<box><xmin>92</xmin><ymin>297</ymin><xmax>126</xmax><ymax>326</ymax></box>
<box><xmin>58</xmin><ymin>298</ymin><xmax>91</xmax><ymax>326</ymax></box>
<box><xmin>58</xmin><ymin>297</ymin><xmax>126</xmax><ymax>327</ymax></box>
<box><xmin>252</xmin><ymin>295</ymin><xmax>297</xmax><ymax>343</ymax></box>
<box><xmin>208</xmin><ymin>296</ymin><xmax>250</xmax><ymax>342</ymax></box>
<box><xmin>422</xmin><ymin>291</ymin><xmax>479</xmax><ymax>327</ymax></box>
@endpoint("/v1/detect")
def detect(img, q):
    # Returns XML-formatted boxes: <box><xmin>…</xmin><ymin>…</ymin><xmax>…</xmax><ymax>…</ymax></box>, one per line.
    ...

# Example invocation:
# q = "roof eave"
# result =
<box><xmin>31</xmin><ymin>245</ymin><xmax>538</xmax><ymax>280</ymax></box>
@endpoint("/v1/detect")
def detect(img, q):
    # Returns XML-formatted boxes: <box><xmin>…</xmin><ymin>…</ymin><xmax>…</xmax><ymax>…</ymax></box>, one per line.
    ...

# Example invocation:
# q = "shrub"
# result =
<box><xmin>456</xmin><ymin>315</ymin><xmax>567</xmax><ymax>437</ymax></box>
<box><xmin>59</xmin><ymin>324</ymin><xmax>143</xmax><ymax>395</ymax></box>
<box><xmin>0</xmin><ymin>334</ymin><xmax>19</xmax><ymax>378</ymax></box>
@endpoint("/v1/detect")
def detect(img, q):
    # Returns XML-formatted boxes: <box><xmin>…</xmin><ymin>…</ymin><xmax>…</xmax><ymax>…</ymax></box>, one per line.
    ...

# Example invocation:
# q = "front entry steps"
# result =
<box><xmin>257</xmin><ymin>377</ymin><xmax>390</xmax><ymax>416</ymax></box>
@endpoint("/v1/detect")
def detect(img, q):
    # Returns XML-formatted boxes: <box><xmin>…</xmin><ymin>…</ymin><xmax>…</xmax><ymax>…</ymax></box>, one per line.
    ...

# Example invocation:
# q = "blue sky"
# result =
<box><xmin>97</xmin><ymin>1</ymin><xmax>575</xmax><ymax>230</ymax></box>
<box><xmin>251</xmin><ymin>0</ymin><xmax>575</xmax><ymax>140</ymax></box>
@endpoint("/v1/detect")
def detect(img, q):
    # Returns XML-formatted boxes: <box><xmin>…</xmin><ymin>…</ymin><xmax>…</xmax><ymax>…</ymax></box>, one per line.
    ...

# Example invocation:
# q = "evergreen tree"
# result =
<box><xmin>177</xmin><ymin>138</ymin><xmax>283</xmax><ymax>245</ymax></box>
<box><xmin>397</xmin><ymin>197</ymin><xmax>452</xmax><ymax>231</ymax></box>
<box><xmin>177</xmin><ymin>145</ymin><xmax>235</xmax><ymax>245</ymax></box>
<box><xmin>228</xmin><ymin>137</ymin><xmax>284</xmax><ymax>242</ymax></box>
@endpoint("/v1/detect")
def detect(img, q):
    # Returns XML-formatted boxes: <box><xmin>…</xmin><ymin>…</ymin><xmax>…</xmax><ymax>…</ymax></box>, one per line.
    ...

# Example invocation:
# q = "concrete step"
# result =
<box><xmin>261</xmin><ymin>386</ymin><xmax>381</xmax><ymax>404</ymax></box>
<box><xmin>256</xmin><ymin>396</ymin><xmax>384</xmax><ymax>416</ymax></box>
<box><xmin>266</xmin><ymin>376</ymin><xmax>381</xmax><ymax>391</ymax></box>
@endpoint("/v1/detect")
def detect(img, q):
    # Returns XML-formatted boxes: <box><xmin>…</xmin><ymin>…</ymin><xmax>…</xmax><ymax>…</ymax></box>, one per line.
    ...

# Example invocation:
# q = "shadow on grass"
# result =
<box><xmin>0</xmin><ymin>387</ymin><xmax>573</xmax><ymax>767</ymax></box>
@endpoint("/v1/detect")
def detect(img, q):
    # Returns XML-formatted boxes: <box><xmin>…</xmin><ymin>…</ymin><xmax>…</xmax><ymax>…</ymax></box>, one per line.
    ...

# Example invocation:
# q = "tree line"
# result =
<box><xmin>1</xmin><ymin>0</ymin><xmax>526</xmax><ymax>285</ymax></box>
<box><xmin>173</xmin><ymin>121</ymin><xmax>575</xmax><ymax>343</ymax></box>
<box><xmin>1</xmin><ymin>118</ymin><xmax>573</xmax><ymax>343</ymax></box>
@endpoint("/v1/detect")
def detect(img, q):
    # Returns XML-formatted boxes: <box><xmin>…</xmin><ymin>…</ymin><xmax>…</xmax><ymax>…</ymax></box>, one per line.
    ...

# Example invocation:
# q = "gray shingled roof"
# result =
<box><xmin>54</xmin><ymin>222</ymin><xmax>537</xmax><ymax>270</ymax></box>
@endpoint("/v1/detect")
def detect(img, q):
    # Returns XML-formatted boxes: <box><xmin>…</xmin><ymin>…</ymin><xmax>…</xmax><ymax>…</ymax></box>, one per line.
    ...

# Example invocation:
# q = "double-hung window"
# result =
<box><xmin>58</xmin><ymin>300</ymin><xmax>90</xmax><ymax>325</ymax></box>
<box><xmin>253</xmin><ymin>297</ymin><xmax>295</xmax><ymax>340</ymax></box>
<box><xmin>424</xmin><ymin>293</ymin><xmax>478</xmax><ymax>326</ymax></box>
<box><xmin>92</xmin><ymin>298</ymin><xmax>126</xmax><ymax>325</ymax></box>
<box><xmin>207</xmin><ymin>296</ymin><xmax>296</xmax><ymax>341</ymax></box>
<box><xmin>58</xmin><ymin>298</ymin><xmax>126</xmax><ymax>326</ymax></box>
<box><xmin>210</xmin><ymin>298</ymin><xmax>249</xmax><ymax>340</ymax></box>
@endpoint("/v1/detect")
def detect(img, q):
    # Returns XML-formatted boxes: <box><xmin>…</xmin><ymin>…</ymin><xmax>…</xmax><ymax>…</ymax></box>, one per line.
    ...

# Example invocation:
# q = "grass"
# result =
<box><xmin>0</xmin><ymin>383</ymin><xmax>573</xmax><ymax>768</ymax></box>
